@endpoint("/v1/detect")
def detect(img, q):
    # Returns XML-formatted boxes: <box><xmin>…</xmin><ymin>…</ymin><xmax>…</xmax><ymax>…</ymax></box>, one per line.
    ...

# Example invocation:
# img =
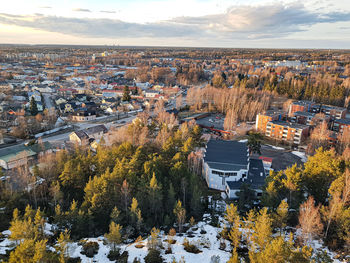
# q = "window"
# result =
<box><xmin>212</xmin><ymin>170</ymin><xmax>224</xmax><ymax>176</ymax></box>
<box><xmin>225</xmin><ymin>172</ymin><xmax>237</xmax><ymax>176</ymax></box>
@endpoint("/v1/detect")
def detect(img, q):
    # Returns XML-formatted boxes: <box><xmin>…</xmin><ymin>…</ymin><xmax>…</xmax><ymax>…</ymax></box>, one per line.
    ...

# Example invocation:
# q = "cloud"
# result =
<box><xmin>100</xmin><ymin>10</ymin><xmax>116</xmax><ymax>14</ymax></box>
<box><xmin>0</xmin><ymin>2</ymin><xmax>349</xmax><ymax>41</ymax></box>
<box><xmin>72</xmin><ymin>8</ymin><xmax>91</xmax><ymax>12</ymax></box>
<box><xmin>39</xmin><ymin>6</ymin><xmax>52</xmax><ymax>9</ymax></box>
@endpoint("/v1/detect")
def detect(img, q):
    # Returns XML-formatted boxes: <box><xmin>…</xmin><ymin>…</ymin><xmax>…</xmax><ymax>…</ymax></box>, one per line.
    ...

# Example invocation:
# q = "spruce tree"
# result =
<box><xmin>122</xmin><ymin>86</ymin><xmax>131</xmax><ymax>101</ymax></box>
<box><xmin>29</xmin><ymin>96</ymin><xmax>38</xmax><ymax>116</ymax></box>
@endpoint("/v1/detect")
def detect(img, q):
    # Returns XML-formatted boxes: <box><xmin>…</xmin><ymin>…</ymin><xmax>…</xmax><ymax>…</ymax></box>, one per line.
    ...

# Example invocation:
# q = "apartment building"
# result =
<box><xmin>255</xmin><ymin>110</ymin><xmax>285</xmax><ymax>133</ymax></box>
<box><xmin>333</xmin><ymin>118</ymin><xmax>350</xmax><ymax>133</ymax></box>
<box><xmin>288</xmin><ymin>101</ymin><xmax>314</xmax><ymax>117</ymax></box>
<box><xmin>265</xmin><ymin>121</ymin><xmax>309</xmax><ymax>145</ymax></box>
<box><xmin>291</xmin><ymin>111</ymin><xmax>330</xmax><ymax>126</ymax></box>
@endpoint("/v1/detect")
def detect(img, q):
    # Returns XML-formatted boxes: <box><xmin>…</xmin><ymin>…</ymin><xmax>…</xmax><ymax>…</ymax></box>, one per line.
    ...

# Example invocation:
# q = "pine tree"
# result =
<box><xmin>247</xmin><ymin>132</ymin><xmax>263</xmax><ymax>154</ymax></box>
<box><xmin>173</xmin><ymin>200</ymin><xmax>186</xmax><ymax>233</ymax></box>
<box><xmin>228</xmin><ymin>216</ymin><xmax>241</xmax><ymax>250</ymax></box>
<box><xmin>275</xmin><ymin>200</ymin><xmax>289</xmax><ymax>234</ymax></box>
<box><xmin>282</xmin><ymin>164</ymin><xmax>303</xmax><ymax>208</ymax></box>
<box><xmin>56</xmin><ymin>229</ymin><xmax>70</xmax><ymax>263</ymax></box>
<box><xmin>130</xmin><ymin>197</ymin><xmax>143</xmax><ymax>232</ymax></box>
<box><xmin>29</xmin><ymin>96</ymin><xmax>38</xmax><ymax>116</ymax></box>
<box><xmin>105</xmin><ymin>222</ymin><xmax>122</xmax><ymax>252</ymax></box>
<box><xmin>251</xmin><ymin>208</ymin><xmax>272</xmax><ymax>249</ymax></box>
<box><xmin>148</xmin><ymin>173</ymin><xmax>162</xmax><ymax>223</ymax></box>
<box><xmin>9</xmin><ymin>239</ymin><xmax>48</xmax><ymax>263</ymax></box>
<box><xmin>225</xmin><ymin>203</ymin><xmax>239</xmax><ymax>227</ymax></box>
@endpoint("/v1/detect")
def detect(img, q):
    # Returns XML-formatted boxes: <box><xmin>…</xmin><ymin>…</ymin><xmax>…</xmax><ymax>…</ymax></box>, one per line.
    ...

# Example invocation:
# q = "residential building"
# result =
<box><xmin>255</xmin><ymin>110</ymin><xmax>285</xmax><ymax>133</ymax></box>
<box><xmin>333</xmin><ymin>118</ymin><xmax>350</xmax><ymax>133</ymax></box>
<box><xmin>0</xmin><ymin>81</ymin><xmax>11</xmax><ymax>91</ymax></box>
<box><xmin>72</xmin><ymin>110</ymin><xmax>96</xmax><ymax>122</ymax></box>
<box><xmin>0</xmin><ymin>142</ymin><xmax>53</xmax><ymax>170</ymax></box>
<box><xmin>144</xmin><ymin>90</ymin><xmax>160</xmax><ymax>98</ymax></box>
<box><xmin>288</xmin><ymin>101</ymin><xmax>314</xmax><ymax>117</ymax></box>
<box><xmin>202</xmin><ymin>139</ymin><xmax>249</xmax><ymax>191</ymax></box>
<box><xmin>320</xmin><ymin>105</ymin><xmax>347</xmax><ymax>120</ymax></box>
<box><xmin>69</xmin><ymin>125</ymin><xmax>108</xmax><ymax>145</ymax></box>
<box><xmin>225</xmin><ymin>158</ymin><xmax>266</xmax><ymax>199</ymax></box>
<box><xmin>265</xmin><ymin>121</ymin><xmax>309</xmax><ymax>145</ymax></box>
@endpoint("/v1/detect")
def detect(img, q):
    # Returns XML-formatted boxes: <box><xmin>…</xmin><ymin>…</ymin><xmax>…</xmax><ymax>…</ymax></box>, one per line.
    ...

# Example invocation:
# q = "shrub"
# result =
<box><xmin>67</xmin><ymin>258</ymin><xmax>82</xmax><ymax>263</ymax></box>
<box><xmin>81</xmin><ymin>241</ymin><xmax>99</xmax><ymax>258</ymax></box>
<box><xmin>144</xmin><ymin>249</ymin><xmax>164</xmax><ymax>263</ymax></box>
<box><xmin>107</xmin><ymin>249</ymin><xmax>120</xmax><ymax>261</ymax></box>
<box><xmin>107</xmin><ymin>249</ymin><xmax>128</xmax><ymax>262</ymax></box>
<box><xmin>183</xmin><ymin>239</ymin><xmax>202</xmax><ymax>254</ymax></box>
<box><xmin>165</xmin><ymin>244</ymin><xmax>172</xmax><ymax>254</ymax></box>
<box><xmin>133</xmin><ymin>258</ymin><xmax>141</xmax><ymax>263</ymax></box>
<box><xmin>118</xmin><ymin>251</ymin><xmax>129</xmax><ymax>263</ymax></box>
<box><xmin>219</xmin><ymin>240</ymin><xmax>226</xmax><ymax>250</ymax></box>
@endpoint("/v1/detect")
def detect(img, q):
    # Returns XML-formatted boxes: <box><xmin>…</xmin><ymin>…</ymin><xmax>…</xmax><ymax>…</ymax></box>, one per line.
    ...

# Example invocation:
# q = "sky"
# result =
<box><xmin>0</xmin><ymin>0</ymin><xmax>349</xmax><ymax>48</ymax></box>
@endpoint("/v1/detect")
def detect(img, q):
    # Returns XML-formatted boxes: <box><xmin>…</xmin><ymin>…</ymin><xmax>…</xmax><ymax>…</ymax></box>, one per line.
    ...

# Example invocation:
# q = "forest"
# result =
<box><xmin>0</xmin><ymin>106</ymin><xmax>349</xmax><ymax>262</ymax></box>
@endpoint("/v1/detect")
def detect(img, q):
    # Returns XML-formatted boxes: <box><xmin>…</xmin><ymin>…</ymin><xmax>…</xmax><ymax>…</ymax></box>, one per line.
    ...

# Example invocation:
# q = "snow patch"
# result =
<box><xmin>291</xmin><ymin>151</ymin><xmax>307</xmax><ymax>162</ymax></box>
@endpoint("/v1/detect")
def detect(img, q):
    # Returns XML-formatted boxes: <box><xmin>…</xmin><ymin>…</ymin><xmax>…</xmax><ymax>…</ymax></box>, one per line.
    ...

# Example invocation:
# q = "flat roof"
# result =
<box><xmin>335</xmin><ymin>118</ymin><xmax>350</xmax><ymax>125</ymax></box>
<box><xmin>204</xmin><ymin>139</ymin><xmax>248</xmax><ymax>171</ymax></box>
<box><xmin>293</xmin><ymin>111</ymin><xmax>315</xmax><ymax>117</ymax></box>
<box><xmin>268</xmin><ymin>120</ymin><xmax>309</xmax><ymax>129</ymax></box>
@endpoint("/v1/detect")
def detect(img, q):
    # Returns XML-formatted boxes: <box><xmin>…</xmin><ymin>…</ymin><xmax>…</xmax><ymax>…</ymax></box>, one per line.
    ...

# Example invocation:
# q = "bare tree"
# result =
<box><xmin>298</xmin><ymin>196</ymin><xmax>323</xmax><ymax>244</ymax></box>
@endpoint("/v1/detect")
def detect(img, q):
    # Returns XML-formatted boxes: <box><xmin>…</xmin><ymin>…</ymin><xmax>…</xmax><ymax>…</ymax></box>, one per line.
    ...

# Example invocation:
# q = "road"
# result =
<box><xmin>2</xmin><ymin>98</ymin><xmax>178</xmax><ymax>149</ymax></box>
<box><xmin>42</xmin><ymin>114</ymin><xmax>137</xmax><ymax>144</ymax></box>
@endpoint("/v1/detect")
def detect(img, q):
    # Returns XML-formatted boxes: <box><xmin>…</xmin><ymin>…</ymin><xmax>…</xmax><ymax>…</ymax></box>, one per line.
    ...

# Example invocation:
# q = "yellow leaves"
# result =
<box><xmin>9</xmin><ymin>239</ymin><xmax>48</xmax><ymax>263</ymax></box>
<box><xmin>149</xmin><ymin>172</ymin><xmax>159</xmax><ymax>190</ymax></box>
<box><xmin>225</xmin><ymin>203</ymin><xmax>239</xmax><ymax>226</ymax></box>
<box><xmin>251</xmin><ymin>207</ymin><xmax>272</xmax><ymax>249</ymax></box>
<box><xmin>130</xmin><ymin>197</ymin><xmax>139</xmax><ymax>214</ymax></box>
<box><xmin>105</xmin><ymin>222</ymin><xmax>123</xmax><ymax>247</ymax></box>
<box><xmin>9</xmin><ymin>206</ymin><xmax>46</xmax><ymax>242</ymax></box>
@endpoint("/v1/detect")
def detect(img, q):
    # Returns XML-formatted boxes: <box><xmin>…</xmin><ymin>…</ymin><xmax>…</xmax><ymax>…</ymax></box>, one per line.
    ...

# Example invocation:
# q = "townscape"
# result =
<box><xmin>0</xmin><ymin>45</ymin><xmax>349</xmax><ymax>262</ymax></box>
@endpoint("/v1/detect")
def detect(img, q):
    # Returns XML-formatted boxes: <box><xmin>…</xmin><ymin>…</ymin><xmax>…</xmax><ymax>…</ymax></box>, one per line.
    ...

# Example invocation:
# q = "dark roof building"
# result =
<box><xmin>203</xmin><ymin>139</ymin><xmax>248</xmax><ymax>172</ymax></box>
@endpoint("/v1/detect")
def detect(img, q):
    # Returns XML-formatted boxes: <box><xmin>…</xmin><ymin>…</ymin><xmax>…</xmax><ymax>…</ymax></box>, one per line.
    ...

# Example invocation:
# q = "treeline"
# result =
<box><xmin>263</xmin><ymin>75</ymin><xmax>348</xmax><ymax>107</ymax></box>
<box><xmin>187</xmin><ymin>86</ymin><xmax>271</xmax><ymax>128</ymax></box>
<box><xmin>207</xmin><ymin>68</ymin><xmax>349</xmax><ymax>108</ymax></box>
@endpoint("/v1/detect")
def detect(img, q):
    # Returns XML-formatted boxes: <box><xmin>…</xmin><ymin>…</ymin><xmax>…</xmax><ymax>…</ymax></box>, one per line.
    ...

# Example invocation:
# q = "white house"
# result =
<box><xmin>202</xmin><ymin>139</ymin><xmax>267</xmax><ymax>198</ymax></box>
<box><xmin>202</xmin><ymin>139</ymin><xmax>249</xmax><ymax>191</ymax></box>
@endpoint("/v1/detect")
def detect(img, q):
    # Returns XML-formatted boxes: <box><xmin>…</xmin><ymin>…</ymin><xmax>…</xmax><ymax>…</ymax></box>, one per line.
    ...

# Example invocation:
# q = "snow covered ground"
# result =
<box><xmin>291</xmin><ymin>151</ymin><xmax>308</xmax><ymax>162</ymax></box>
<box><xmin>0</xmin><ymin>214</ymin><xmax>345</xmax><ymax>262</ymax></box>
<box><xmin>266</xmin><ymin>144</ymin><xmax>285</xmax><ymax>150</ymax></box>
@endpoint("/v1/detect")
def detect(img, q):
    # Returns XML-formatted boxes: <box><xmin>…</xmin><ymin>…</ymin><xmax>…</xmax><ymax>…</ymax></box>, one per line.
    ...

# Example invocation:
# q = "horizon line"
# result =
<box><xmin>0</xmin><ymin>43</ymin><xmax>349</xmax><ymax>51</ymax></box>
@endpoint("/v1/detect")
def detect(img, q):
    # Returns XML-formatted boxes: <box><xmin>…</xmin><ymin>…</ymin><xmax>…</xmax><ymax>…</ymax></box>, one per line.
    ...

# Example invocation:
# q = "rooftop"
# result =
<box><xmin>0</xmin><ymin>142</ymin><xmax>53</xmax><ymax>163</ymax></box>
<box><xmin>204</xmin><ymin>139</ymin><xmax>248</xmax><ymax>171</ymax></box>
<box><xmin>268</xmin><ymin>120</ymin><xmax>309</xmax><ymax>130</ymax></box>
<box><xmin>293</xmin><ymin>111</ymin><xmax>315</xmax><ymax>117</ymax></box>
<box><xmin>335</xmin><ymin>118</ymin><xmax>350</xmax><ymax>125</ymax></box>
